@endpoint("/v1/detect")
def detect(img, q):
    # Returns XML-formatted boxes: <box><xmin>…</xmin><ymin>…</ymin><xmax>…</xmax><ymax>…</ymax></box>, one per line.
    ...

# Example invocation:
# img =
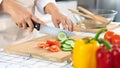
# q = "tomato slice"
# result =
<box><xmin>46</xmin><ymin>40</ymin><xmax>55</xmax><ymax>46</ymax></box>
<box><xmin>53</xmin><ymin>41</ymin><xmax>61</xmax><ymax>47</ymax></box>
<box><xmin>38</xmin><ymin>42</ymin><xmax>49</xmax><ymax>49</ymax></box>
<box><xmin>48</xmin><ymin>45</ymin><xmax>60</xmax><ymax>52</ymax></box>
<box><xmin>38</xmin><ymin>42</ymin><xmax>46</xmax><ymax>48</ymax></box>
<box><xmin>111</xmin><ymin>35</ymin><xmax>120</xmax><ymax>46</ymax></box>
<box><xmin>46</xmin><ymin>40</ymin><xmax>61</xmax><ymax>47</ymax></box>
<box><xmin>104</xmin><ymin>31</ymin><xmax>115</xmax><ymax>43</ymax></box>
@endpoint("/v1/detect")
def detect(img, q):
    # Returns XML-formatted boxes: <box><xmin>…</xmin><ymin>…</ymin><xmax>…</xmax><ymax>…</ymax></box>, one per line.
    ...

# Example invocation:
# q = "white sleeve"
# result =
<box><xmin>0</xmin><ymin>0</ymin><xmax>2</xmax><ymax>4</ymax></box>
<box><xmin>35</xmin><ymin>0</ymin><xmax>56</xmax><ymax>14</ymax></box>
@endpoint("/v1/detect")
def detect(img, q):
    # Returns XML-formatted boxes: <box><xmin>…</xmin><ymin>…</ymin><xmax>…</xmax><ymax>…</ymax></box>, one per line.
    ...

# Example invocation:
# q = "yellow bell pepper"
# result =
<box><xmin>72</xmin><ymin>39</ymin><xmax>100</xmax><ymax>68</ymax></box>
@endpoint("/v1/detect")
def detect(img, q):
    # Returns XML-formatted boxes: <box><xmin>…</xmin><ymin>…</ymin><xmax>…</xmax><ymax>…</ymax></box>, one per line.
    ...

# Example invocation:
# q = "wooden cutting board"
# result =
<box><xmin>4</xmin><ymin>35</ymin><xmax>72</xmax><ymax>63</ymax></box>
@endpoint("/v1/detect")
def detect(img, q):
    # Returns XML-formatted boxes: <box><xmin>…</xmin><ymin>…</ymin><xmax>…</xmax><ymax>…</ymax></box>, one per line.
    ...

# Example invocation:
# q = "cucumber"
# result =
<box><xmin>58</xmin><ymin>31</ymin><xmax>75</xmax><ymax>52</ymax></box>
<box><xmin>57</xmin><ymin>31</ymin><xmax>68</xmax><ymax>41</ymax></box>
<box><xmin>64</xmin><ymin>39</ymin><xmax>75</xmax><ymax>48</ymax></box>
<box><xmin>61</xmin><ymin>48</ymin><xmax>73</xmax><ymax>51</ymax></box>
<box><xmin>61</xmin><ymin>39</ymin><xmax>75</xmax><ymax>48</ymax></box>
<box><xmin>61</xmin><ymin>44</ymin><xmax>72</xmax><ymax>49</ymax></box>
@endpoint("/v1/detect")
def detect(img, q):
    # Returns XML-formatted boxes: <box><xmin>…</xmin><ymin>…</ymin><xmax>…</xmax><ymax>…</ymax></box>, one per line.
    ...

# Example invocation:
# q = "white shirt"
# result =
<box><xmin>0</xmin><ymin>0</ymin><xmax>2</xmax><ymax>3</ymax></box>
<box><xmin>0</xmin><ymin>0</ymin><xmax>55</xmax><ymax>14</ymax></box>
<box><xmin>0</xmin><ymin>0</ymin><xmax>55</xmax><ymax>47</ymax></box>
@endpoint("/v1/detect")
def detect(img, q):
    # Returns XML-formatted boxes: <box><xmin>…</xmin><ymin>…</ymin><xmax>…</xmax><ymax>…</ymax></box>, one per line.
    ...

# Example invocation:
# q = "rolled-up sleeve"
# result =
<box><xmin>0</xmin><ymin>0</ymin><xmax>2</xmax><ymax>4</ymax></box>
<box><xmin>35</xmin><ymin>0</ymin><xmax>56</xmax><ymax>14</ymax></box>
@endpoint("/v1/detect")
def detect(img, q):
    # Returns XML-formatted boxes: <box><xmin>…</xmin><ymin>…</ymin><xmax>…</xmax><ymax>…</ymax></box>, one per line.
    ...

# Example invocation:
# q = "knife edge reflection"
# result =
<box><xmin>39</xmin><ymin>25</ymin><xmax>75</xmax><ymax>36</ymax></box>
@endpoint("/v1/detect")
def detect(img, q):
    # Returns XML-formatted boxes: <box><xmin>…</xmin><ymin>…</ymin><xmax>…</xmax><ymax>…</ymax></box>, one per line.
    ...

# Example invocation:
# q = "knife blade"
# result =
<box><xmin>33</xmin><ymin>22</ymin><xmax>75</xmax><ymax>36</ymax></box>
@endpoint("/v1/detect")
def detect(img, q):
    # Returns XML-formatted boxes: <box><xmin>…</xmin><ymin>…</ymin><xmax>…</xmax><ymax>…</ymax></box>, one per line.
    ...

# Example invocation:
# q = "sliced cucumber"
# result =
<box><xmin>61</xmin><ymin>48</ymin><xmax>73</xmax><ymax>51</ymax></box>
<box><xmin>61</xmin><ymin>44</ymin><xmax>72</xmax><ymax>49</ymax></box>
<box><xmin>58</xmin><ymin>31</ymin><xmax>75</xmax><ymax>52</ymax></box>
<box><xmin>64</xmin><ymin>39</ymin><xmax>75</xmax><ymax>48</ymax></box>
<box><xmin>61</xmin><ymin>39</ymin><xmax>75</xmax><ymax>48</ymax></box>
<box><xmin>57</xmin><ymin>31</ymin><xmax>68</xmax><ymax>41</ymax></box>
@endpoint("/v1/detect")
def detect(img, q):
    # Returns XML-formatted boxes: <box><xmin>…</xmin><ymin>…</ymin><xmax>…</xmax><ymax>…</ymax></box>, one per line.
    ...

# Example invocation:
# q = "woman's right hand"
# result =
<box><xmin>1</xmin><ymin>0</ymin><xmax>46</xmax><ymax>32</ymax></box>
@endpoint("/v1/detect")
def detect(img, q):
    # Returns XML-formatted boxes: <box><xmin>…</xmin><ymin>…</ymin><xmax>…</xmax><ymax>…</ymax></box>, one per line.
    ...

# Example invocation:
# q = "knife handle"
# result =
<box><xmin>33</xmin><ymin>22</ymin><xmax>40</xmax><ymax>30</ymax></box>
<box><xmin>27</xmin><ymin>22</ymin><xmax>40</xmax><ymax>31</ymax></box>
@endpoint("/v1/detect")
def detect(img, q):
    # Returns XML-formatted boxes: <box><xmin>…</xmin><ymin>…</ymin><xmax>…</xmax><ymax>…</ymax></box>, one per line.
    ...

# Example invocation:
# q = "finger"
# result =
<box><xmin>61</xmin><ymin>20</ymin><xmax>68</xmax><ymax>30</ymax></box>
<box><xmin>31</xmin><ymin>15</ymin><xmax>46</xmax><ymax>26</ymax></box>
<box><xmin>65</xmin><ymin>19</ymin><xmax>73</xmax><ymax>31</ymax></box>
<box><xmin>17</xmin><ymin>23</ymin><xmax>22</xmax><ymax>28</ymax></box>
<box><xmin>26</xmin><ymin>19</ymin><xmax>34</xmax><ymax>32</ymax></box>
<box><xmin>22</xmin><ymin>22</ymin><xmax>27</xmax><ymax>29</ymax></box>
<box><xmin>52</xmin><ymin>19</ymin><xmax>60</xmax><ymax>28</ymax></box>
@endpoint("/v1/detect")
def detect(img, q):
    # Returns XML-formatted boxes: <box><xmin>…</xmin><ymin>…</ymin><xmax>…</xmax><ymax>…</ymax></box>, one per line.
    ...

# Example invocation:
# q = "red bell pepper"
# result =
<box><xmin>96</xmin><ymin>39</ymin><xmax>120</xmax><ymax>68</ymax></box>
<box><xmin>111</xmin><ymin>47</ymin><xmax>120</xmax><ymax>68</ymax></box>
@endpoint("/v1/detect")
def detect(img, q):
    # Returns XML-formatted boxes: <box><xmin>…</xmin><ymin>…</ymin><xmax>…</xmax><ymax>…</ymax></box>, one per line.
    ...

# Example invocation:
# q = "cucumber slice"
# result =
<box><xmin>57</xmin><ymin>31</ymin><xmax>68</xmax><ymax>41</ymax></box>
<box><xmin>65</xmin><ymin>39</ymin><xmax>75</xmax><ymax>48</ymax></box>
<box><xmin>61</xmin><ymin>48</ymin><xmax>72</xmax><ymax>51</ymax></box>
<box><xmin>61</xmin><ymin>44</ymin><xmax>72</xmax><ymax>49</ymax></box>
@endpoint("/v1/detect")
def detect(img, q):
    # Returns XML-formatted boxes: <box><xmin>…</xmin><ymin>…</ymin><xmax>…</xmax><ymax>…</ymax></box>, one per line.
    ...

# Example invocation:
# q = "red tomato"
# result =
<box><xmin>111</xmin><ymin>35</ymin><xmax>120</xmax><ymax>46</ymax></box>
<box><xmin>38</xmin><ymin>42</ymin><xmax>49</xmax><ymax>49</ymax></box>
<box><xmin>46</xmin><ymin>40</ymin><xmax>60</xmax><ymax>47</ymax></box>
<box><xmin>46</xmin><ymin>40</ymin><xmax>55</xmax><ymax>46</ymax></box>
<box><xmin>42</xmin><ymin>44</ymin><xmax>50</xmax><ymax>49</ymax></box>
<box><xmin>52</xmin><ymin>41</ymin><xmax>61</xmax><ymax>47</ymax></box>
<box><xmin>48</xmin><ymin>45</ymin><xmax>60</xmax><ymax>52</ymax></box>
<box><xmin>38</xmin><ymin>43</ymin><xmax>46</xmax><ymax>48</ymax></box>
<box><xmin>104</xmin><ymin>31</ymin><xmax>115</xmax><ymax>43</ymax></box>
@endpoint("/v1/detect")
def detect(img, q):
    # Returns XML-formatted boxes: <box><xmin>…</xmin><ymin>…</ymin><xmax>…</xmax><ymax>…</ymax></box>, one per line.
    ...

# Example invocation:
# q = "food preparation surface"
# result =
<box><xmin>4</xmin><ymin>35</ymin><xmax>71</xmax><ymax>63</ymax></box>
<box><xmin>1</xmin><ymin>23</ymin><xmax>120</xmax><ymax>68</ymax></box>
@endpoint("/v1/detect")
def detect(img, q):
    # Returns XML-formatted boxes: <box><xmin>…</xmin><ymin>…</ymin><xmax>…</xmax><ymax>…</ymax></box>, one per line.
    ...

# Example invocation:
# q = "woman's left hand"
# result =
<box><xmin>51</xmin><ymin>12</ymin><xmax>73</xmax><ymax>31</ymax></box>
<box><xmin>45</xmin><ymin>3</ymin><xmax>74</xmax><ymax>31</ymax></box>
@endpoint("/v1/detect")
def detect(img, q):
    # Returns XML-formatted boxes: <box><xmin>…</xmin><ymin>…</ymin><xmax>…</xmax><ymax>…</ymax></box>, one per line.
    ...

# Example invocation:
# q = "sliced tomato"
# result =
<box><xmin>38</xmin><ymin>42</ymin><xmax>49</xmax><ymax>49</ymax></box>
<box><xmin>37</xmin><ymin>42</ymin><xmax>46</xmax><ymax>48</ymax></box>
<box><xmin>46</xmin><ymin>40</ymin><xmax>55</xmax><ymax>46</ymax></box>
<box><xmin>104</xmin><ymin>31</ymin><xmax>115</xmax><ymax>43</ymax></box>
<box><xmin>42</xmin><ymin>44</ymin><xmax>50</xmax><ymax>49</ymax></box>
<box><xmin>111</xmin><ymin>35</ymin><xmax>120</xmax><ymax>46</ymax></box>
<box><xmin>46</xmin><ymin>40</ymin><xmax>61</xmax><ymax>47</ymax></box>
<box><xmin>53</xmin><ymin>41</ymin><xmax>61</xmax><ymax>47</ymax></box>
<box><xmin>48</xmin><ymin>45</ymin><xmax>60</xmax><ymax>52</ymax></box>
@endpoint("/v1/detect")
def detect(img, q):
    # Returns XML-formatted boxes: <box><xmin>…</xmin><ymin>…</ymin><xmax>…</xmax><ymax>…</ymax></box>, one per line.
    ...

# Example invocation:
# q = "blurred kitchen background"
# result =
<box><xmin>54</xmin><ymin>0</ymin><xmax>120</xmax><ymax>22</ymax></box>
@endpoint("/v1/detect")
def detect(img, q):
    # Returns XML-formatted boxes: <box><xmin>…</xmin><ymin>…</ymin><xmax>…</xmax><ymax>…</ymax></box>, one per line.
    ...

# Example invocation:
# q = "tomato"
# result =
<box><xmin>104</xmin><ymin>31</ymin><xmax>115</xmax><ymax>43</ymax></box>
<box><xmin>38</xmin><ymin>42</ymin><xmax>49</xmax><ymax>49</ymax></box>
<box><xmin>38</xmin><ymin>40</ymin><xmax>61</xmax><ymax>52</ymax></box>
<box><xmin>38</xmin><ymin>43</ymin><xmax>46</xmax><ymax>48</ymax></box>
<box><xmin>42</xmin><ymin>44</ymin><xmax>50</xmax><ymax>49</ymax></box>
<box><xmin>48</xmin><ymin>45</ymin><xmax>60</xmax><ymax>52</ymax></box>
<box><xmin>53</xmin><ymin>41</ymin><xmax>61</xmax><ymax>47</ymax></box>
<box><xmin>111</xmin><ymin>35</ymin><xmax>120</xmax><ymax>46</ymax></box>
<box><xmin>46</xmin><ymin>40</ymin><xmax>55</xmax><ymax>46</ymax></box>
<box><xmin>46</xmin><ymin>40</ymin><xmax>60</xmax><ymax>47</ymax></box>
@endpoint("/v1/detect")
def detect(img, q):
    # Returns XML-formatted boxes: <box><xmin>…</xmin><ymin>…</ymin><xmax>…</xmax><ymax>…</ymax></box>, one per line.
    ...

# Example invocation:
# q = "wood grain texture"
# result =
<box><xmin>4</xmin><ymin>35</ymin><xmax>71</xmax><ymax>63</ymax></box>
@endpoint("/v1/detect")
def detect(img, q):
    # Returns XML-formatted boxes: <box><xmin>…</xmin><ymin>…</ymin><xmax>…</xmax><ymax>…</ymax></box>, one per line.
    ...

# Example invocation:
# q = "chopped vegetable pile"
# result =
<box><xmin>58</xmin><ymin>31</ymin><xmax>75</xmax><ymax>51</ymax></box>
<box><xmin>37</xmin><ymin>40</ymin><xmax>61</xmax><ymax>52</ymax></box>
<box><xmin>37</xmin><ymin>31</ymin><xmax>75</xmax><ymax>52</ymax></box>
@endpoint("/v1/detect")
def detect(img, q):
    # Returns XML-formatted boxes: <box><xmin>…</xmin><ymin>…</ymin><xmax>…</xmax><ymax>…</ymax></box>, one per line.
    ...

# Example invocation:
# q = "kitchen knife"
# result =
<box><xmin>33</xmin><ymin>22</ymin><xmax>75</xmax><ymax>36</ymax></box>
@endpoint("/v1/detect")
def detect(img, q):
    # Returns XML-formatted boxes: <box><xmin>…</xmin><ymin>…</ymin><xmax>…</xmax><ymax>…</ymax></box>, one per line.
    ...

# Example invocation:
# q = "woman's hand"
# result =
<box><xmin>1</xmin><ymin>0</ymin><xmax>46</xmax><ymax>32</ymax></box>
<box><xmin>45</xmin><ymin>3</ymin><xmax>73</xmax><ymax>31</ymax></box>
<box><xmin>51</xmin><ymin>12</ymin><xmax>73</xmax><ymax>31</ymax></box>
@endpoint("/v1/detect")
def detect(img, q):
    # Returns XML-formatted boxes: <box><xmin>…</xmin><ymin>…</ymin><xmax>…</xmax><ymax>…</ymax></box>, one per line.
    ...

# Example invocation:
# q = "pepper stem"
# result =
<box><xmin>93</xmin><ymin>28</ymin><xmax>107</xmax><ymax>41</ymax></box>
<box><xmin>100</xmin><ymin>39</ymin><xmax>112</xmax><ymax>50</ymax></box>
<box><xmin>83</xmin><ymin>37</ymin><xmax>91</xmax><ymax>43</ymax></box>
